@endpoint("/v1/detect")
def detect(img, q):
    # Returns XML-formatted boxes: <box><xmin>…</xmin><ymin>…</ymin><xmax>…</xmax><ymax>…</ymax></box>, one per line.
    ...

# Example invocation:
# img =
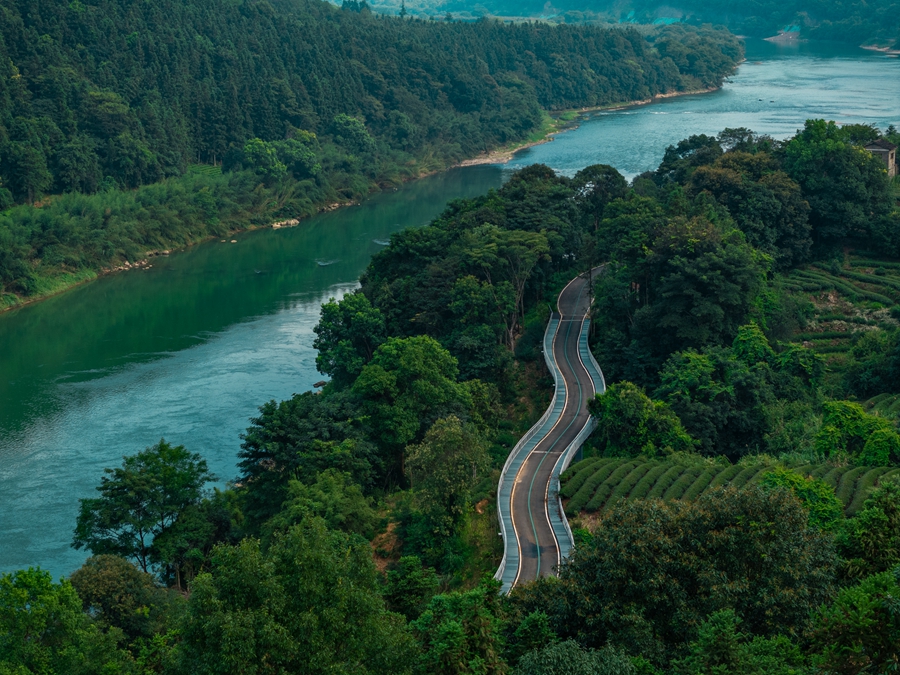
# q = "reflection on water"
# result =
<box><xmin>1</xmin><ymin>40</ymin><xmax>899</xmax><ymax>577</ymax></box>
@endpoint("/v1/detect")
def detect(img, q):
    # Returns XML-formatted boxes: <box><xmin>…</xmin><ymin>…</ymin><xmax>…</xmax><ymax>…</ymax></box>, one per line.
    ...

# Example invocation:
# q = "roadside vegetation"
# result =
<box><xmin>2</xmin><ymin>119</ymin><xmax>900</xmax><ymax>674</ymax></box>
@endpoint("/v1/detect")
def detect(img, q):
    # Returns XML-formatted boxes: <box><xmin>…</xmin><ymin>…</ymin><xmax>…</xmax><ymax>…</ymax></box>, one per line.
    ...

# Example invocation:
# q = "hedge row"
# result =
<box><xmin>559</xmin><ymin>458</ymin><xmax>900</xmax><ymax>517</ymax></box>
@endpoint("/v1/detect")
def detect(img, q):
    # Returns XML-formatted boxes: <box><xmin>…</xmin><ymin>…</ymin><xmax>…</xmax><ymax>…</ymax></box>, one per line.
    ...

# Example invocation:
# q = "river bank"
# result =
<box><xmin>456</xmin><ymin>86</ymin><xmax>721</xmax><ymax>167</ymax></box>
<box><xmin>0</xmin><ymin>81</ymin><xmax>725</xmax><ymax>316</ymax></box>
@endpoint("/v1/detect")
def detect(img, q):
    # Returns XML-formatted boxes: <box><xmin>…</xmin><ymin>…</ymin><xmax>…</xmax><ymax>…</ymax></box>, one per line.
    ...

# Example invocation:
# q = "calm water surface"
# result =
<box><xmin>1</xmin><ymin>39</ymin><xmax>898</xmax><ymax>576</ymax></box>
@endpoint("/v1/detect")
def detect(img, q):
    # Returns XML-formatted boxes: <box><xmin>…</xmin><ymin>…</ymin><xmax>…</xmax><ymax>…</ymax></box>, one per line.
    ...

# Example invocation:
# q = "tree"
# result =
<box><xmin>73</xmin><ymin>440</ymin><xmax>214</xmax><ymax>573</ymax></box>
<box><xmin>353</xmin><ymin>336</ymin><xmax>472</xmax><ymax>465</ymax></box>
<box><xmin>516</xmin><ymin>641</ymin><xmax>636</xmax><ymax>675</ymax></box>
<box><xmin>587</xmin><ymin>382</ymin><xmax>695</xmax><ymax>457</ymax></box>
<box><xmin>242</xmin><ymin>138</ymin><xmax>286</xmax><ymax>181</ymax></box>
<box><xmin>69</xmin><ymin>555</ymin><xmax>172</xmax><ymax>642</ymax></box>
<box><xmin>655</xmin><ymin>347</ymin><xmax>772</xmax><ymax>459</ymax></box>
<box><xmin>406</xmin><ymin>416</ymin><xmax>490</xmax><ymax>534</ymax></box>
<box><xmin>673</xmin><ymin>610</ymin><xmax>806</xmax><ymax>675</ymax></box>
<box><xmin>810</xmin><ymin>569</ymin><xmax>900</xmax><ymax>675</ymax></box>
<box><xmin>313</xmin><ymin>291</ymin><xmax>386</xmax><ymax>387</ymax></box>
<box><xmin>551</xmin><ymin>487</ymin><xmax>837</xmax><ymax>664</ymax></box>
<box><xmin>759</xmin><ymin>467</ymin><xmax>843</xmax><ymax>530</ymax></box>
<box><xmin>384</xmin><ymin>556</ymin><xmax>440</xmax><ymax>621</ymax></box>
<box><xmin>263</xmin><ymin>469</ymin><xmax>377</xmax><ymax>538</ymax></box>
<box><xmin>238</xmin><ymin>389</ymin><xmax>377</xmax><ymax>530</ymax></box>
<box><xmin>411</xmin><ymin>577</ymin><xmax>508</xmax><ymax>675</ymax></box>
<box><xmin>0</xmin><ymin>568</ymin><xmax>133</xmax><ymax>674</ymax></box>
<box><xmin>572</xmin><ymin>164</ymin><xmax>628</xmax><ymax>231</ymax></box>
<box><xmin>780</xmin><ymin>119</ymin><xmax>892</xmax><ymax>245</ymax></box>
<box><xmin>176</xmin><ymin>518</ymin><xmax>415</xmax><ymax>675</ymax></box>
<box><xmin>838</xmin><ymin>477</ymin><xmax>900</xmax><ymax>578</ymax></box>
<box><xmin>813</xmin><ymin>401</ymin><xmax>900</xmax><ymax>465</ymax></box>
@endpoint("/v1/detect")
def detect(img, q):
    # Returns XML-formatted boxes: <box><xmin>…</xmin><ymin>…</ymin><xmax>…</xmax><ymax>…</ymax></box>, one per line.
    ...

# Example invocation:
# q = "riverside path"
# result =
<box><xmin>494</xmin><ymin>269</ymin><xmax>605</xmax><ymax>592</ymax></box>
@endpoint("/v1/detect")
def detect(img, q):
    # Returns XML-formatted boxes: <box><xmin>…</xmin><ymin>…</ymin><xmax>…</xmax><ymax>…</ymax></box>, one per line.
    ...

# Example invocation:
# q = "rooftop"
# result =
<box><xmin>865</xmin><ymin>138</ymin><xmax>898</xmax><ymax>151</ymax></box>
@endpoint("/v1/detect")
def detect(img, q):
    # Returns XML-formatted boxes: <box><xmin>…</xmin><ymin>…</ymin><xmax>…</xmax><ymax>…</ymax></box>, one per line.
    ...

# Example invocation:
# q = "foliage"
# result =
<box><xmin>237</xmin><ymin>389</ymin><xmax>376</xmax><ymax>530</ymax></box>
<box><xmin>69</xmin><ymin>555</ymin><xmax>176</xmax><ymax>643</ymax></box>
<box><xmin>406</xmin><ymin>416</ymin><xmax>491</xmax><ymax>535</ymax></box>
<box><xmin>263</xmin><ymin>469</ymin><xmax>378</xmax><ymax>539</ymax></box>
<box><xmin>0</xmin><ymin>568</ymin><xmax>133</xmax><ymax>674</ymax></box>
<box><xmin>587</xmin><ymin>382</ymin><xmax>695</xmax><ymax>457</ymax></box>
<box><xmin>810</xmin><ymin>569</ymin><xmax>900</xmax><ymax>675</ymax></box>
<box><xmin>780</xmin><ymin>120</ymin><xmax>893</xmax><ymax>247</ymax></box>
<box><xmin>313</xmin><ymin>292</ymin><xmax>386</xmax><ymax>387</ymax></box>
<box><xmin>73</xmin><ymin>439</ymin><xmax>214</xmax><ymax>574</ymax></box>
<box><xmin>410</xmin><ymin>577</ymin><xmax>508</xmax><ymax>675</ymax></box>
<box><xmin>672</xmin><ymin>610</ymin><xmax>807</xmax><ymax>675</ymax></box>
<box><xmin>838</xmin><ymin>477</ymin><xmax>900</xmax><ymax>578</ymax></box>
<box><xmin>354</xmin><ymin>336</ymin><xmax>473</xmax><ymax>473</ymax></box>
<box><xmin>515</xmin><ymin>640</ymin><xmax>636</xmax><ymax>675</ymax></box>
<box><xmin>759</xmin><ymin>467</ymin><xmax>843</xmax><ymax>530</ymax></box>
<box><xmin>384</xmin><ymin>555</ymin><xmax>440</xmax><ymax>621</ymax></box>
<box><xmin>176</xmin><ymin>518</ymin><xmax>415</xmax><ymax>675</ymax></box>
<box><xmin>814</xmin><ymin>401</ymin><xmax>900</xmax><ymax>465</ymax></box>
<box><xmin>548</xmin><ymin>487</ymin><xmax>837</xmax><ymax>664</ymax></box>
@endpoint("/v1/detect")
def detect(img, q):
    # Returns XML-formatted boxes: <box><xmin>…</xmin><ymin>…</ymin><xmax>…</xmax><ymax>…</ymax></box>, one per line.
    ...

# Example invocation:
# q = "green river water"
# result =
<box><xmin>1</xmin><ymin>39</ymin><xmax>898</xmax><ymax>576</ymax></box>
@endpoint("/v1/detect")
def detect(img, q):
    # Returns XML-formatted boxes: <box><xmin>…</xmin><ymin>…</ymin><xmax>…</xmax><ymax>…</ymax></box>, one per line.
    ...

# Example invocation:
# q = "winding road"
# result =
<box><xmin>495</xmin><ymin>269</ymin><xmax>605</xmax><ymax>592</ymax></box>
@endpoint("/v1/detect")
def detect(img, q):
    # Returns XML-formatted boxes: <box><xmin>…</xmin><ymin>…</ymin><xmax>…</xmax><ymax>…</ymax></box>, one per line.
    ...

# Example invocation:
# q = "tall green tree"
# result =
<box><xmin>73</xmin><ymin>440</ymin><xmax>214</xmax><ymax>573</ymax></box>
<box><xmin>0</xmin><ymin>568</ymin><xmax>133</xmax><ymax>675</ymax></box>
<box><xmin>406</xmin><ymin>416</ymin><xmax>491</xmax><ymax>534</ymax></box>
<box><xmin>176</xmin><ymin>518</ymin><xmax>415</xmax><ymax>675</ymax></box>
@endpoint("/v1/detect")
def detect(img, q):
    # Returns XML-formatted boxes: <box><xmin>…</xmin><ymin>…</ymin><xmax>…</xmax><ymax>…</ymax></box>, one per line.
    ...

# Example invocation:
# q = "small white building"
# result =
<box><xmin>865</xmin><ymin>139</ymin><xmax>897</xmax><ymax>178</ymax></box>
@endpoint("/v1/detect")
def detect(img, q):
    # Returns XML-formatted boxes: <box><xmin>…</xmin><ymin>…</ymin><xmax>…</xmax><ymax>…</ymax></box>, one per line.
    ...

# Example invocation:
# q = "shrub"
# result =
<box><xmin>630</xmin><ymin>462</ymin><xmax>675</xmax><ymax>500</ymax></box>
<box><xmin>647</xmin><ymin>465</ymin><xmax>688</xmax><ymax>499</ymax></box>
<box><xmin>760</xmin><ymin>467</ymin><xmax>844</xmax><ymax>529</ymax></box>
<box><xmin>585</xmin><ymin>462</ymin><xmax>638</xmax><ymax>512</ymax></box>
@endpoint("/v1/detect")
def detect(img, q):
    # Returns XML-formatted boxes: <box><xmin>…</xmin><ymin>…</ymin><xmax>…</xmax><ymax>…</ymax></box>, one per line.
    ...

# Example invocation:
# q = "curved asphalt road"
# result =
<box><xmin>510</xmin><ymin>271</ymin><xmax>596</xmax><ymax>585</ymax></box>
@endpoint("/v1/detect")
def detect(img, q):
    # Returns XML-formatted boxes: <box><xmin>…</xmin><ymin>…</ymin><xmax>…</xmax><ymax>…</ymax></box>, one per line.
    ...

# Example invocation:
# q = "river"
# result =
<box><xmin>1</xmin><ymin>39</ymin><xmax>897</xmax><ymax>577</ymax></box>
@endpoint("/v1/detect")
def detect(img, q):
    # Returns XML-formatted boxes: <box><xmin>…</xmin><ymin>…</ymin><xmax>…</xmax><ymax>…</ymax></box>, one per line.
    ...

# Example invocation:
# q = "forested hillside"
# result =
<box><xmin>0</xmin><ymin>0</ymin><xmax>741</xmax><ymax>308</ymax></box>
<box><xmin>437</xmin><ymin>0</ymin><xmax>900</xmax><ymax>47</ymax></box>
<box><xmin>0</xmin><ymin>0</ymin><xmax>739</xmax><ymax>204</ymax></box>
<box><xmin>2</xmin><ymin>120</ymin><xmax>900</xmax><ymax>673</ymax></box>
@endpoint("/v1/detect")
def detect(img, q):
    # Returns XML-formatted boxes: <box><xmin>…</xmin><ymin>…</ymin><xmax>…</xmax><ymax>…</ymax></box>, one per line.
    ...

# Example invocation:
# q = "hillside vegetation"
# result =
<box><xmin>0</xmin><ymin>0</ymin><xmax>741</xmax><ymax>308</ymax></box>
<box><xmin>2</xmin><ymin>120</ymin><xmax>900</xmax><ymax>673</ymax></box>
<box><xmin>561</xmin><ymin>455</ymin><xmax>900</xmax><ymax>516</ymax></box>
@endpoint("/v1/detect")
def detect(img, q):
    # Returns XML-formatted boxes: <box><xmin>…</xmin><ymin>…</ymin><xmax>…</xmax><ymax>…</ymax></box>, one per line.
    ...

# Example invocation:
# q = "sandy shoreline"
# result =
<box><xmin>455</xmin><ymin>85</ymin><xmax>721</xmax><ymax>167</ymax></box>
<box><xmin>861</xmin><ymin>44</ymin><xmax>900</xmax><ymax>55</ymax></box>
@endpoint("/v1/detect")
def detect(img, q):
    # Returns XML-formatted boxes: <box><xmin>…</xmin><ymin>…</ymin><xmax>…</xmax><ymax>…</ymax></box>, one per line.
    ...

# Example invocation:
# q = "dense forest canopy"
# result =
<box><xmin>2</xmin><ymin>119</ymin><xmax>900</xmax><ymax>673</ymax></box>
<box><xmin>0</xmin><ymin>0</ymin><xmax>740</xmax><ymax>205</ymax></box>
<box><xmin>0</xmin><ymin>0</ymin><xmax>741</xmax><ymax>308</ymax></box>
<box><xmin>431</xmin><ymin>0</ymin><xmax>900</xmax><ymax>47</ymax></box>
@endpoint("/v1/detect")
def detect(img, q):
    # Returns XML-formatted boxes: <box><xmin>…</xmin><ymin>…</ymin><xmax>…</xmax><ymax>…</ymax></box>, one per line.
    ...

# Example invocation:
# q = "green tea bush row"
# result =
<box><xmin>681</xmin><ymin>467</ymin><xmax>719</xmax><ymax>501</ymax></box>
<box><xmin>560</xmin><ymin>457</ymin><xmax>608</xmax><ymax>497</ymax></box>
<box><xmin>565</xmin><ymin>459</ymin><xmax>628</xmax><ymax>514</ymax></box>
<box><xmin>663</xmin><ymin>466</ymin><xmax>705</xmax><ymax>500</ymax></box>
<box><xmin>560</xmin><ymin>459</ymin><xmax>898</xmax><ymax>516</ymax></box>
<box><xmin>821</xmin><ymin>466</ymin><xmax>850</xmax><ymax>487</ymax></box>
<box><xmin>850</xmin><ymin>259</ymin><xmax>900</xmax><ymax>270</ymax></box>
<box><xmin>816</xmin><ymin>313</ymin><xmax>872</xmax><ymax>324</ymax></box>
<box><xmin>843</xmin><ymin>270</ymin><xmax>900</xmax><ymax>294</ymax></box>
<box><xmin>707</xmin><ymin>464</ymin><xmax>742</xmax><ymax>489</ymax></box>
<box><xmin>846</xmin><ymin>468</ymin><xmax>890</xmax><ymax>515</ymax></box>
<box><xmin>836</xmin><ymin>466</ymin><xmax>869</xmax><ymax>505</ymax></box>
<box><xmin>647</xmin><ymin>464</ymin><xmax>689</xmax><ymax>499</ymax></box>
<box><xmin>630</xmin><ymin>462</ymin><xmax>676</xmax><ymax>500</ymax></box>
<box><xmin>798</xmin><ymin>269</ymin><xmax>894</xmax><ymax>304</ymax></box>
<box><xmin>815</xmin><ymin>344</ymin><xmax>852</xmax><ymax>354</ymax></box>
<box><xmin>585</xmin><ymin>462</ymin><xmax>639</xmax><ymax>512</ymax></box>
<box><xmin>794</xmin><ymin>331</ymin><xmax>854</xmax><ymax>341</ymax></box>
<box><xmin>607</xmin><ymin>462</ymin><xmax>658</xmax><ymax>506</ymax></box>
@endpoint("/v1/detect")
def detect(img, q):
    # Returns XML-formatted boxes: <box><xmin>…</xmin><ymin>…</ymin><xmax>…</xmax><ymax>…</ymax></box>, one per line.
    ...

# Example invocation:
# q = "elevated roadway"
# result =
<box><xmin>495</xmin><ymin>269</ymin><xmax>605</xmax><ymax>592</ymax></box>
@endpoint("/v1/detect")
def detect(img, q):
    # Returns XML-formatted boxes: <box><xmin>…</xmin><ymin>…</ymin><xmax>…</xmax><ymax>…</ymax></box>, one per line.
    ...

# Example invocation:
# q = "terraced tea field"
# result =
<box><xmin>560</xmin><ymin>457</ymin><xmax>900</xmax><ymax>517</ymax></box>
<box><xmin>782</xmin><ymin>257</ymin><xmax>900</xmax><ymax>367</ymax></box>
